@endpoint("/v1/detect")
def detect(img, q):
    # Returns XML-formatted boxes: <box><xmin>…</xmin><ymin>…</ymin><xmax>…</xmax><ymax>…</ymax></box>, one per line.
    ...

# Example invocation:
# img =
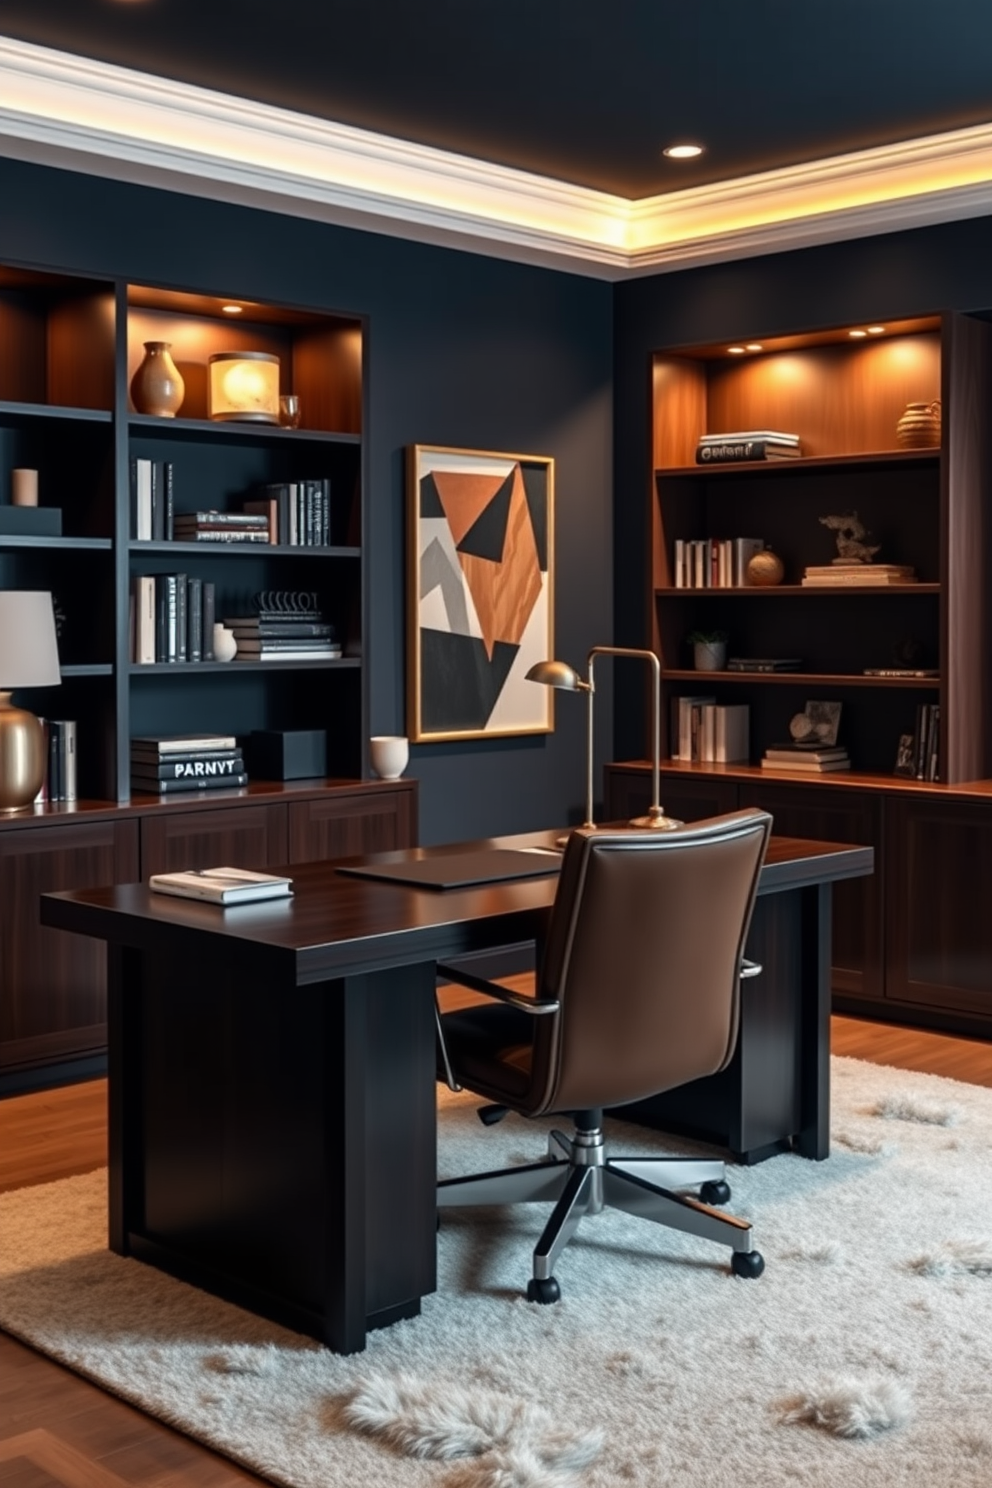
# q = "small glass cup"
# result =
<box><xmin>278</xmin><ymin>394</ymin><xmax>301</xmax><ymax>429</ymax></box>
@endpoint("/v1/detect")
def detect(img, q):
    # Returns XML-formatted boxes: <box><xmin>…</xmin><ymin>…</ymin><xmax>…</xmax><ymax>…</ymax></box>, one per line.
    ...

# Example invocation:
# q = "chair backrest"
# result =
<box><xmin>527</xmin><ymin>809</ymin><xmax>772</xmax><ymax>1116</ymax></box>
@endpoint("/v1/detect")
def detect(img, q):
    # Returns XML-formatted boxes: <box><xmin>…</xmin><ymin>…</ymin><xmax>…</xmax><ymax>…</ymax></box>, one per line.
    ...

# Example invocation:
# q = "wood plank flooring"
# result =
<box><xmin>2</xmin><ymin>1012</ymin><xmax>990</xmax><ymax>1486</ymax></box>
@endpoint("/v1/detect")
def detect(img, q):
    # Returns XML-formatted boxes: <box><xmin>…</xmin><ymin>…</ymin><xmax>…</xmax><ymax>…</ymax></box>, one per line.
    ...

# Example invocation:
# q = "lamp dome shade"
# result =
<box><xmin>0</xmin><ymin>592</ymin><xmax>61</xmax><ymax>688</ymax></box>
<box><xmin>525</xmin><ymin>658</ymin><xmax>583</xmax><ymax>691</ymax></box>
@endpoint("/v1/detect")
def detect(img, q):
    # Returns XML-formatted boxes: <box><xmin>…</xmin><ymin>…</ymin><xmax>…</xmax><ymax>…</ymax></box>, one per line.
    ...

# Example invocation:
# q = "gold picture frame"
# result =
<box><xmin>406</xmin><ymin>444</ymin><xmax>555</xmax><ymax>743</ymax></box>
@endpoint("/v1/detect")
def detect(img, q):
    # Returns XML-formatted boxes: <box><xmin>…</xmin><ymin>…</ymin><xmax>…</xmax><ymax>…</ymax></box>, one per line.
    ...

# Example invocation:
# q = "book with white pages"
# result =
<box><xmin>149</xmin><ymin>866</ymin><xmax>294</xmax><ymax>904</ymax></box>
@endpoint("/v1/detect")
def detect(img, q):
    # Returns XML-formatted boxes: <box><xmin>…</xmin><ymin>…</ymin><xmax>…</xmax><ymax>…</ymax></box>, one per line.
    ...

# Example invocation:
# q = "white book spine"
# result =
<box><xmin>135</xmin><ymin>576</ymin><xmax>155</xmax><ymax>664</ymax></box>
<box><xmin>136</xmin><ymin>459</ymin><xmax>152</xmax><ymax>542</ymax></box>
<box><xmin>674</xmin><ymin>539</ymin><xmax>685</xmax><ymax>588</ymax></box>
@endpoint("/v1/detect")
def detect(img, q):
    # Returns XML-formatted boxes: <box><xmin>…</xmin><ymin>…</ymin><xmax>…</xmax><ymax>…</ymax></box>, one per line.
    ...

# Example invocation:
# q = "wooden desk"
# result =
<box><xmin>41</xmin><ymin>830</ymin><xmax>872</xmax><ymax>1354</ymax></box>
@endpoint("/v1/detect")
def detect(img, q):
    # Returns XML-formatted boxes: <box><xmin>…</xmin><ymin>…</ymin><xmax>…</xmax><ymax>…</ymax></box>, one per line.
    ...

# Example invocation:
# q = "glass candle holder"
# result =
<box><xmin>278</xmin><ymin>395</ymin><xmax>301</xmax><ymax>429</ymax></box>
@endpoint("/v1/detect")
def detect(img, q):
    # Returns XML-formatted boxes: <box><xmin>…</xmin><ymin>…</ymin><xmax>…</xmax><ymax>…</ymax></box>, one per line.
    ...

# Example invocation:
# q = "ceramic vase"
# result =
<box><xmin>896</xmin><ymin>400</ymin><xmax>941</xmax><ymax>448</ymax></box>
<box><xmin>131</xmin><ymin>342</ymin><xmax>185</xmax><ymax>418</ymax></box>
<box><xmin>212</xmin><ymin>623</ymin><xmax>237</xmax><ymax>663</ymax></box>
<box><xmin>369</xmin><ymin>735</ymin><xmax>409</xmax><ymax>780</ymax></box>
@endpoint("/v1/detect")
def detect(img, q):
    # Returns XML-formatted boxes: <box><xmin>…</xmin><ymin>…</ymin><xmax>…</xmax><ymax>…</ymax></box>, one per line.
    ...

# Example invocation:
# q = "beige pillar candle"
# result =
<box><xmin>11</xmin><ymin>469</ymin><xmax>39</xmax><ymax>507</ymax></box>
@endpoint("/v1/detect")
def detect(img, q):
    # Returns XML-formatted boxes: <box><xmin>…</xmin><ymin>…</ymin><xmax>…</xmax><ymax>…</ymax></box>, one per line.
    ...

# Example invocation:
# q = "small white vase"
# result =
<box><xmin>213</xmin><ymin>623</ymin><xmax>237</xmax><ymax>663</ymax></box>
<box><xmin>693</xmin><ymin>641</ymin><xmax>726</xmax><ymax>672</ymax></box>
<box><xmin>370</xmin><ymin>735</ymin><xmax>409</xmax><ymax>780</ymax></box>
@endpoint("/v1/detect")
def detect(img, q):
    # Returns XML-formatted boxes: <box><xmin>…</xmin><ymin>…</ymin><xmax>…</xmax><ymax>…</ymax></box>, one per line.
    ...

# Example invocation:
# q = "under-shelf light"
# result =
<box><xmin>849</xmin><ymin>329</ymin><xmax>868</xmax><ymax>338</ymax></box>
<box><xmin>728</xmin><ymin>345</ymin><xmax>746</xmax><ymax>355</ymax></box>
<box><xmin>867</xmin><ymin>325</ymin><xmax>886</xmax><ymax>334</ymax></box>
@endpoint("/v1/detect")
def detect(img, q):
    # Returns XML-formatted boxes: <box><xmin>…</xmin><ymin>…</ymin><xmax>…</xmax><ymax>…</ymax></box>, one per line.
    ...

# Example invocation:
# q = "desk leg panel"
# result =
<box><xmin>107</xmin><ymin>945</ymin><xmax>144</xmax><ymax>1255</ymax></box>
<box><xmin>125</xmin><ymin>951</ymin><xmax>436</xmax><ymax>1353</ymax></box>
<box><xmin>797</xmin><ymin>883</ymin><xmax>832</xmax><ymax>1161</ymax></box>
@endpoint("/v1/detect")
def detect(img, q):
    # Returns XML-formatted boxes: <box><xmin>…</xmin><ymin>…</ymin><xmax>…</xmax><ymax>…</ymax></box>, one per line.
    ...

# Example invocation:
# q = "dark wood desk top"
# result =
<box><xmin>41</xmin><ymin>829</ymin><xmax>873</xmax><ymax>986</ymax></box>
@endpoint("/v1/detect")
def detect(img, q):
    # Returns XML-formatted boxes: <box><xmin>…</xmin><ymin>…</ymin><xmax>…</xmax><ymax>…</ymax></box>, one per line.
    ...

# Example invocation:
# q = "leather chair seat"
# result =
<box><xmin>435</xmin><ymin>1003</ymin><xmax>533</xmax><ymax>1101</ymax></box>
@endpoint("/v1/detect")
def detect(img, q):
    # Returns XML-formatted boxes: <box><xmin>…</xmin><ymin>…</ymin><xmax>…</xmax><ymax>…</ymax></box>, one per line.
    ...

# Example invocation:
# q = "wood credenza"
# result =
<box><xmin>606</xmin><ymin>762</ymin><xmax>992</xmax><ymax>1039</ymax></box>
<box><xmin>0</xmin><ymin>779</ymin><xmax>417</xmax><ymax>1092</ymax></box>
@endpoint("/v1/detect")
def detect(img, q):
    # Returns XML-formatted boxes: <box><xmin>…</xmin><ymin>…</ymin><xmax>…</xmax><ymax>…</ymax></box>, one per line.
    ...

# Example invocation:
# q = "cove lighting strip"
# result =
<box><xmin>3</xmin><ymin>36</ymin><xmax>992</xmax><ymax>279</ymax></box>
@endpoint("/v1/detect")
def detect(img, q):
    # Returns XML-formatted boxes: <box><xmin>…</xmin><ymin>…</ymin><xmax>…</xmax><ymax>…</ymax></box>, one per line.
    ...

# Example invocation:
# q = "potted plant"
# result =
<box><xmin>687</xmin><ymin>629</ymin><xmax>728</xmax><ymax>671</ymax></box>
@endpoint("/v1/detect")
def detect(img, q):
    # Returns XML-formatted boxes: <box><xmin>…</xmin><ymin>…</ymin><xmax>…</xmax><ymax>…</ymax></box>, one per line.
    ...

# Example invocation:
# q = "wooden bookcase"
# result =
<box><xmin>0</xmin><ymin>263</ymin><xmax>418</xmax><ymax>1091</ymax></box>
<box><xmin>650</xmin><ymin>313</ymin><xmax>992</xmax><ymax>785</ymax></box>
<box><xmin>611</xmin><ymin>309</ymin><xmax>992</xmax><ymax>1034</ymax></box>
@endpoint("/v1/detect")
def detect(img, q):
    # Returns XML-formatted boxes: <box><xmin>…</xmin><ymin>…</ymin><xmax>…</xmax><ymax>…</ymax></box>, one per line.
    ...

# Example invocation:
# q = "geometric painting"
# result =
<box><xmin>406</xmin><ymin>445</ymin><xmax>554</xmax><ymax>742</ymax></box>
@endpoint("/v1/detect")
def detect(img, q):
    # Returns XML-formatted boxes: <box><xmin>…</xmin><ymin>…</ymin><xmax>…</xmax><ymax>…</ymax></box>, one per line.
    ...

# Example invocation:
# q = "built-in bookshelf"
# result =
<box><xmin>649</xmin><ymin>314</ymin><xmax>992</xmax><ymax>787</ymax></box>
<box><xmin>0</xmin><ymin>267</ymin><xmax>369</xmax><ymax>803</ymax></box>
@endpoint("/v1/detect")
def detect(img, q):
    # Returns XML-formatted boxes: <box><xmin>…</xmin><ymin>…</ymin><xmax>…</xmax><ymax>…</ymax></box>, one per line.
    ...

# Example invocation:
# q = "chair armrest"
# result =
<box><xmin>740</xmin><ymin>958</ymin><xmax>762</xmax><ymax>979</ymax></box>
<box><xmin>436</xmin><ymin>962</ymin><xmax>560</xmax><ymax>1016</ymax></box>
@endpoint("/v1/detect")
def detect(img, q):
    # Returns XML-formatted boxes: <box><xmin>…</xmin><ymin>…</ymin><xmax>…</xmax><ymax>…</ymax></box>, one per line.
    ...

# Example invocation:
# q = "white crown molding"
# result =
<box><xmin>2</xmin><ymin>35</ymin><xmax>992</xmax><ymax>278</ymax></box>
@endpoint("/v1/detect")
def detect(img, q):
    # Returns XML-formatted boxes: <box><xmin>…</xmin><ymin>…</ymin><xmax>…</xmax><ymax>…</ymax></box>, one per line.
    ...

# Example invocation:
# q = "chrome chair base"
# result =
<box><xmin>437</xmin><ymin>1121</ymin><xmax>763</xmax><ymax>1295</ymax></box>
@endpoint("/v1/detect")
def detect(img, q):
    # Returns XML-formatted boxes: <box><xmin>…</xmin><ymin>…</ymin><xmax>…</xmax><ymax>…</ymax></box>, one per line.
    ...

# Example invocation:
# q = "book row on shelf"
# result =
<box><xmin>130</xmin><ymin>579</ymin><xmax>343</xmax><ymax>664</ymax></box>
<box><xmin>672</xmin><ymin>698</ymin><xmax>749</xmax><ymax>763</ymax></box>
<box><xmin>131</xmin><ymin>459</ymin><xmax>335</xmax><ymax>546</ymax></box>
<box><xmin>41</xmin><ymin>720</ymin><xmax>77</xmax><ymax>803</ymax></box>
<box><xmin>673</xmin><ymin>537</ymin><xmax>765</xmax><ymax>588</ymax></box>
<box><xmin>896</xmin><ymin>704</ymin><xmax>941</xmax><ymax>782</ymax></box>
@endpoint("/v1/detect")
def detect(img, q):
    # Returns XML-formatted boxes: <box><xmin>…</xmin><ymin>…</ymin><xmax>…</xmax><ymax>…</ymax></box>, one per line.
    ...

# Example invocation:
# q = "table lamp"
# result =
<box><xmin>0</xmin><ymin>592</ymin><xmax>61</xmax><ymax>811</ymax></box>
<box><xmin>526</xmin><ymin>645</ymin><xmax>682</xmax><ymax>831</ymax></box>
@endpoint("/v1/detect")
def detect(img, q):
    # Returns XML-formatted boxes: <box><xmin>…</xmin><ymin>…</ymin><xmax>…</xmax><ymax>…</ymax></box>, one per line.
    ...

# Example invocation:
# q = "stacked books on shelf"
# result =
<box><xmin>695</xmin><ymin>431</ymin><xmax>802</xmax><ymax>464</ymax></box>
<box><xmin>243</xmin><ymin>479</ymin><xmax>331</xmax><ymax>547</ymax></box>
<box><xmin>673</xmin><ymin>537</ymin><xmax>765</xmax><ymax>588</ymax></box>
<box><xmin>45</xmin><ymin>720</ymin><xmax>77</xmax><ymax>802</ymax></box>
<box><xmin>131</xmin><ymin>575</ymin><xmax>216</xmax><ymax>664</ymax></box>
<box><xmin>672</xmin><ymin>699</ymin><xmax>749</xmax><ymax>763</ymax></box>
<box><xmin>172</xmin><ymin>511</ymin><xmax>269</xmax><ymax>544</ymax></box>
<box><xmin>802</xmin><ymin>563</ymin><xmax>918</xmax><ymax>587</ymax></box>
<box><xmin>225</xmin><ymin>590</ymin><xmax>341</xmax><ymax>662</ymax></box>
<box><xmin>727</xmin><ymin>657</ymin><xmax>802</xmax><ymax>673</ymax></box>
<box><xmin>131</xmin><ymin>734</ymin><xmax>248</xmax><ymax>795</ymax></box>
<box><xmin>131</xmin><ymin>458</ymin><xmax>174</xmax><ymax>541</ymax></box>
<box><xmin>760</xmin><ymin>743</ymin><xmax>850</xmax><ymax>773</ymax></box>
<box><xmin>150</xmin><ymin>866</ymin><xmax>293</xmax><ymax>905</ymax></box>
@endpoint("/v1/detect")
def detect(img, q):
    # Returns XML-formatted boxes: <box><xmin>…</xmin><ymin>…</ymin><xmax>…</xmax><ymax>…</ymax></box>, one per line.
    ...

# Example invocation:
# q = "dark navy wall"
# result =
<box><xmin>613</xmin><ymin>215</ymin><xmax>992</xmax><ymax>758</ymax></box>
<box><xmin>0</xmin><ymin>158</ymin><xmax>613</xmax><ymax>844</ymax></box>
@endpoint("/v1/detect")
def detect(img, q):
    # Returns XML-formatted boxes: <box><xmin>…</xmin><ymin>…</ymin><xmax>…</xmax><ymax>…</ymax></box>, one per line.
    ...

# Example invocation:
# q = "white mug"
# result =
<box><xmin>370</xmin><ymin>735</ymin><xmax>409</xmax><ymax>780</ymax></box>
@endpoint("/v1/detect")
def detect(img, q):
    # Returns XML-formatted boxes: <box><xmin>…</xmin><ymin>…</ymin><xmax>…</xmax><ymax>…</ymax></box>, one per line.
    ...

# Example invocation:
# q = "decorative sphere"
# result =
<box><xmin>746</xmin><ymin>549</ymin><xmax>785</xmax><ymax>587</ymax></box>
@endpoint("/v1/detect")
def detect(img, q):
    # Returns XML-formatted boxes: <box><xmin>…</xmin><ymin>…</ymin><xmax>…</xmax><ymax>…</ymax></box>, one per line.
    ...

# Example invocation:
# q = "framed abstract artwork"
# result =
<box><xmin>406</xmin><ymin>445</ymin><xmax>555</xmax><ymax>742</ymax></box>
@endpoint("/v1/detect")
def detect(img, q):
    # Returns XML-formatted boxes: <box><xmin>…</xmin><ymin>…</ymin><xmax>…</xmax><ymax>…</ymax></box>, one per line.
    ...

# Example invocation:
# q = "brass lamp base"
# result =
<box><xmin>0</xmin><ymin>692</ymin><xmax>46</xmax><ymax>811</ymax></box>
<box><xmin>629</xmin><ymin>807</ymin><xmax>684</xmax><ymax>831</ymax></box>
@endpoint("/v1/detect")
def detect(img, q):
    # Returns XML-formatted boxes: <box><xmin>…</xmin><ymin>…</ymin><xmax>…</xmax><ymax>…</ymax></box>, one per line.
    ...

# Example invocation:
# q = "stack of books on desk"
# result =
<box><xmin>696</xmin><ymin>430</ymin><xmax>801</xmax><ymax>464</ymax></box>
<box><xmin>172</xmin><ymin>511</ymin><xmax>269</xmax><ymax>544</ymax></box>
<box><xmin>150</xmin><ymin>866</ymin><xmax>293</xmax><ymax>904</ymax></box>
<box><xmin>131</xmin><ymin>733</ymin><xmax>248</xmax><ymax>794</ymax></box>
<box><xmin>760</xmin><ymin>744</ymin><xmax>850</xmax><ymax>773</ymax></box>
<box><xmin>802</xmin><ymin>563</ymin><xmax>917</xmax><ymax>586</ymax></box>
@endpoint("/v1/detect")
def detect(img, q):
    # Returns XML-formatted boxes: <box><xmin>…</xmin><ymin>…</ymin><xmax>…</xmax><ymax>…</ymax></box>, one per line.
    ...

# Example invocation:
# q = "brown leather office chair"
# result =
<box><xmin>435</xmin><ymin>808</ymin><xmax>772</xmax><ymax>1303</ymax></box>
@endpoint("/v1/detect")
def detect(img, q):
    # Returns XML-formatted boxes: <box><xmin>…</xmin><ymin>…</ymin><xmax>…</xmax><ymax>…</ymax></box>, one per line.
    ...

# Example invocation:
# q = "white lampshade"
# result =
<box><xmin>0</xmin><ymin>592</ymin><xmax>61</xmax><ymax>688</ymax></box>
<box><xmin>208</xmin><ymin>351</ymin><xmax>280</xmax><ymax>423</ymax></box>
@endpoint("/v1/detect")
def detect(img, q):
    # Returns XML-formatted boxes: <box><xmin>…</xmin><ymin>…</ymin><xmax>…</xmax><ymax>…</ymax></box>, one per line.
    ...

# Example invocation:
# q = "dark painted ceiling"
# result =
<box><xmin>3</xmin><ymin>0</ymin><xmax>992</xmax><ymax>198</ymax></box>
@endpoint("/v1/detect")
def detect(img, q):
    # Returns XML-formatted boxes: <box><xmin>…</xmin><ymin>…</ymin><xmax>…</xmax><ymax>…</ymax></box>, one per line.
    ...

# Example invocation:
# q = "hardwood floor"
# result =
<box><xmin>2</xmin><ymin>1012</ymin><xmax>990</xmax><ymax>1485</ymax></box>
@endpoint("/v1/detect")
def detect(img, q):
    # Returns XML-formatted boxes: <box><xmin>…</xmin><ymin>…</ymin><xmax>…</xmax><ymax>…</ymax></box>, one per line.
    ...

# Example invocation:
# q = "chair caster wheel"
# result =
<box><xmin>526</xmin><ymin>1276</ymin><xmax>561</xmax><ymax>1304</ymax></box>
<box><xmin>700</xmin><ymin>1179</ymin><xmax>731</xmax><ymax>1206</ymax></box>
<box><xmin>731</xmin><ymin>1250</ymin><xmax>764</xmax><ymax>1279</ymax></box>
<box><xmin>478</xmin><ymin>1104</ymin><xmax>509</xmax><ymax>1127</ymax></box>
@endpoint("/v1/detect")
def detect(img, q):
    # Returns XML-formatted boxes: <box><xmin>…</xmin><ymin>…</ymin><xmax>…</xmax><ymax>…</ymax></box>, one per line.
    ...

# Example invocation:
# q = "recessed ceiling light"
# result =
<box><xmin>728</xmin><ymin>346</ymin><xmax>746</xmax><ymax>355</ymax></box>
<box><xmin>222</xmin><ymin>304</ymin><xmax>243</xmax><ymax>314</ymax></box>
<box><xmin>849</xmin><ymin>329</ymin><xmax>868</xmax><ymax>338</ymax></box>
<box><xmin>867</xmin><ymin>325</ymin><xmax>886</xmax><ymax>334</ymax></box>
<box><xmin>745</xmin><ymin>343</ymin><xmax>763</xmax><ymax>352</ymax></box>
<box><xmin>663</xmin><ymin>143</ymin><xmax>704</xmax><ymax>160</ymax></box>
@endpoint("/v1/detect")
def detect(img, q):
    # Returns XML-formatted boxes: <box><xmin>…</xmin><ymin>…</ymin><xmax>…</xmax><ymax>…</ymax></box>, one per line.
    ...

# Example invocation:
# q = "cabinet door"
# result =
<box><xmin>140</xmin><ymin>803</ymin><xmax>288</xmax><ymax>878</ymax></box>
<box><xmin>0</xmin><ymin>819</ymin><xmax>139</xmax><ymax>1074</ymax></box>
<box><xmin>738</xmin><ymin>782</ymin><xmax>882</xmax><ymax>1002</ymax></box>
<box><xmin>288</xmin><ymin>784</ymin><xmax>418</xmax><ymax>863</ymax></box>
<box><xmin>605</xmin><ymin>766</ymin><xmax>738</xmax><ymax>825</ymax></box>
<box><xmin>885</xmin><ymin>796</ymin><xmax>992</xmax><ymax>1018</ymax></box>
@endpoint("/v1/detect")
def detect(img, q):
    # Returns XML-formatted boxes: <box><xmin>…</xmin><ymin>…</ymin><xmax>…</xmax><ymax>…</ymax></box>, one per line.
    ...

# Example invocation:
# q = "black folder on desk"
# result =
<box><xmin>337</xmin><ymin>848</ymin><xmax>562</xmax><ymax>891</ymax></box>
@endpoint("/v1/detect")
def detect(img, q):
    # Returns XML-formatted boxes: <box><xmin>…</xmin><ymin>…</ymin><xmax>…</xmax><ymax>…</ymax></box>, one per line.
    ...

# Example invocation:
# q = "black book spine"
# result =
<box><xmin>48</xmin><ymin>721</ymin><xmax>62</xmax><ymax>802</ymax></box>
<box><xmin>187</xmin><ymin>576</ymin><xmax>203</xmax><ymax>663</ymax></box>
<box><xmin>136</xmin><ymin>754</ymin><xmax>245</xmax><ymax>781</ymax></box>
<box><xmin>322</xmin><ymin>477</ymin><xmax>330</xmax><ymax>545</ymax></box>
<box><xmin>202</xmin><ymin>582</ymin><xmax>216</xmax><ymax>660</ymax></box>
<box><xmin>131</xmin><ymin>772</ymin><xmax>250</xmax><ymax>794</ymax></box>
<box><xmin>129</xmin><ymin>458</ymin><xmax>137</xmax><ymax>541</ymax></box>
<box><xmin>165</xmin><ymin>462</ymin><xmax>175</xmax><ymax>540</ymax></box>
<box><xmin>151</xmin><ymin>461</ymin><xmax>165</xmax><ymax>541</ymax></box>
<box><xmin>176</xmin><ymin>575</ymin><xmax>188</xmax><ymax>663</ymax></box>
<box><xmin>155</xmin><ymin>578</ymin><xmax>168</xmax><ymax>663</ymax></box>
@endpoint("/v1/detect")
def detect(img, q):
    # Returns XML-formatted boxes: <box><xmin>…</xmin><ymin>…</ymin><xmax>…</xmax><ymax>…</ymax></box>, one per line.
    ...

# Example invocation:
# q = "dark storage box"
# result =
<box><xmin>0</xmin><ymin>506</ymin><xmax>62</xmax><ymax>535</ymax></box>
<box><xmin>246</xmin><ymin>728</ymin><xmax>327</xmax><ymax>780</ymax></box>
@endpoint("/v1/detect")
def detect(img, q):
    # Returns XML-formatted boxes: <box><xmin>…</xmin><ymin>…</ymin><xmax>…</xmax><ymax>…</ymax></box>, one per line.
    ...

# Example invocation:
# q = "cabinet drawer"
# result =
<box><xmin>140</xmin><ymin>803</ymin><xmax>288</xmax><ymax>878</ymax></box>
<box><xmin>288</xmin><ymin>784</ymin><xmax>418</xmax><ymax>863</ymax></box>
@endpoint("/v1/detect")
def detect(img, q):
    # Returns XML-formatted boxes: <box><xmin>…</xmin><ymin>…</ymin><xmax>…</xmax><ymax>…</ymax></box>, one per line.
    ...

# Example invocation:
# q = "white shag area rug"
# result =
<box><xmin>2</xmin><ymin>1056</ymin><xmax>992</xmax><ymax>1488</ymax></box>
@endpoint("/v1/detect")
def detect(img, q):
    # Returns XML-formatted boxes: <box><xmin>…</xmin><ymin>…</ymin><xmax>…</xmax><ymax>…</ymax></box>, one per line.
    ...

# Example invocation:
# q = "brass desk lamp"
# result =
<box><xmin>526</xmin><ymin>645</ymin><xmax>682</xmax><ymax>831</ymax></box>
